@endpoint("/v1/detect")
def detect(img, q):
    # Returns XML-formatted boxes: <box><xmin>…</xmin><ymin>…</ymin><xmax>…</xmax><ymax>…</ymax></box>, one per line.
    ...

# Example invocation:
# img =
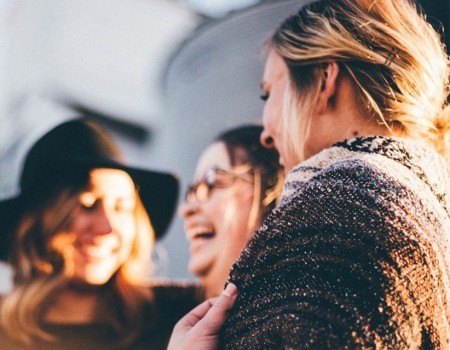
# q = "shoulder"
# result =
<box><xmin>279</xmin><ymin>149</ymin><xmax>420</xmax><ymax>223</ymax></box>
<box><xmin>150</xmin><ymin>281</ymin><xmax>204</xmax><ymax>319</ymax></box>
<box><xmin>0</xmin><ymin>327</ymin><xmax>24</xmax><ymax>350</ymax></box>
<box><xmin>224</xmin><ymin>139</ymin><xmax>450</xmax><ymax>348</ymax></box>
<box><xmin>287</xmin><ymin>136</ymin><xmax>449</xmax><ymax>208</ymax></box>
<box><xmin>151</xmin><ymin>280</ymin><xmax>204</xmax><ymax>303</ymax></box>
<box><xmin>131</xmin><ymin>282</ymin><xmax>204</xmax><ymax>350</ymax></box>
<box><xmin>276</xmin><ymin>158</ymin><xmax>388</xmax><ymax>226</ymax></box>
<box><xmin>298</xmin><ymin>155</ymin><xmax>391</xmax><ymax>192</ymax></box>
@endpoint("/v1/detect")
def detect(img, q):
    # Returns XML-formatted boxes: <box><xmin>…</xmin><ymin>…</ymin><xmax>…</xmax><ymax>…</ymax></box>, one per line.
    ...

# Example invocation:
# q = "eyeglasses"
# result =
<box><xmin>185</xmin><ymin>164</ymin><xmax>255</xmax><ymax>203</ymax></box>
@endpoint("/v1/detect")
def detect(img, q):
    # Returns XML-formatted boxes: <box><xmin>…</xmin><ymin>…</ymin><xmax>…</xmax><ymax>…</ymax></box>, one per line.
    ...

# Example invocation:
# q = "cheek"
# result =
<box><xmin>205</xmin><ymin>201</ymin><xmax>233</xmax><ymax>238</ymax></box>
<box><xmin>223</xmin><ymin>192</ymin><xmax>254</xmax><ymax>240</ymax></box>
<box><xmin>116</xmin><ymin>218</ymin><xmax>136</xmax><ymax>250</ymax></box>
<box><xmin>203</xmin><ymin>192</ymin><xmax>226</xmax><ymax>216</ymax></box>
<box><xmin>265</xmin><ymin>84</ymin><xmax>286</xmax><ymax>127</ymax></box>
<box><xmin>263</xmin><ymin>101</ymin><xmax>281</xmax><ymax>133</ymax></box>
<box><xmin>204</xmin><ymin>190</ymin><xmax>243</xmax><ymax>237</ymax></box>
<box><xmin>68</xmin><ymin>212</ymin><xmax>86</xmax><ymax>235</ymax></box>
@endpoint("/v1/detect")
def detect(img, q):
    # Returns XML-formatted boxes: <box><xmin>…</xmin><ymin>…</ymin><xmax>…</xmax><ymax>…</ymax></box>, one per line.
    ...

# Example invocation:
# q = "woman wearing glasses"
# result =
<box><xmin>179</xmin><ymin>125</ymin><xmax>283</xmax><ymax>298</ymax></box>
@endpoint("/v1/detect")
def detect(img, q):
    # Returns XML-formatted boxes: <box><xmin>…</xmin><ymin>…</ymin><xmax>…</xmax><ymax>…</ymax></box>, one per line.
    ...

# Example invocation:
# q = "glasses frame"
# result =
<box><xmin>185</xmin><ymin>164</ymin><xmax>255</xmax><ymax>204</ymax></box>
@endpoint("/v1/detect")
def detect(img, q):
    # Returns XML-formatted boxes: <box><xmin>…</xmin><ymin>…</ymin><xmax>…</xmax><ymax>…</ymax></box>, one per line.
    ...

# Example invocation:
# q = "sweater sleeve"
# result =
<box><xmin>222</xmin><ymin>160</ymin><xmax>449</xmax><ymax>349</ymax></box>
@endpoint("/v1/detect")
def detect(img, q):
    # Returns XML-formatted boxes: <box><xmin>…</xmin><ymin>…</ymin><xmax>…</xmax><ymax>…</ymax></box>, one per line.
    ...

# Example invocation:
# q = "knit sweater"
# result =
<box><xmin>222</xmin><ymin>136</ymin><xmax>450</xmax><ymax>349</ymax></box>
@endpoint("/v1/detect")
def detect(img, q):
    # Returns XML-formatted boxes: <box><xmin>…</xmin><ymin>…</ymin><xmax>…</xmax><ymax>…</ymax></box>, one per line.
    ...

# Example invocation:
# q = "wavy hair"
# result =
<box><xmin>268</xmin><ymin>0</ymin><xmax>450</xmax><ymax>158</ymax></box>
<box><xmin>0</xmin><ymin>125</ymin><xmax>155</xmax><ymax>346</ymax></box>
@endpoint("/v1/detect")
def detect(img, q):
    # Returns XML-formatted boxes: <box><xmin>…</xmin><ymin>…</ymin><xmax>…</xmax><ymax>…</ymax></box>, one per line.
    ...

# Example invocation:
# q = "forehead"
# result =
<box><xmin>194</xmin><ymin>142</ymin><xmax>230</xmax><ymax>179</ymax></box>
<box><xmin>87</xmin><ymin>168</ymin><xmax>135</xmax><ymax>195</ymax></box>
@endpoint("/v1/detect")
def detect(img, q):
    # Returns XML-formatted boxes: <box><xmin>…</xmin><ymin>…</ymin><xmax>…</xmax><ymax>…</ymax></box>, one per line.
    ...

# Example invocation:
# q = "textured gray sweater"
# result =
<box><xmin>223</xmin><ymin>136</ymin><xmax>450</xmax><ymax>349</ymax></box>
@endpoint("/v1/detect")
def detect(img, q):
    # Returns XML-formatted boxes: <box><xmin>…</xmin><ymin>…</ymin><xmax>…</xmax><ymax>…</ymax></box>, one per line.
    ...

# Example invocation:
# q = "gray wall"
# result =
<box><xmin>0</xmin><ymin>0</ymin><xmax>309</xmax><ymax>288</ymax></box>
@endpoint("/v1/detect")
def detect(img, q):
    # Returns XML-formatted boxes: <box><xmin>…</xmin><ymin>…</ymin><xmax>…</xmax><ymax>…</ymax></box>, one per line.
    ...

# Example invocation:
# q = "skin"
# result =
<box><xmin>170</xmin><ymin>49</ymin><xmax>397</xmax><ymax>347</ymax></box>
<box><xmin>179</xmin><ymin>142</ymin><xmax>257</xmax><ymax>298</ymax></box>
<box><xmin>71</xmin><ymin>168</ymin><xmax>137</xmax><ymax>286</ymax></box>
<box><xmin>259</xmin><ymin>51</ymin><xmax>299</xmax><ymax>172</ymax></box>
<box><xmin>168</xmin><ymin>283</ymin><xmax>238</xmax><ymax>350</ymax></box>
<box><xmin>260</xmin><ymin>50</ymin><xmax>392</xmax><ymax>173</ymax></box>
<box><xmin>45</xmin><ymin>168</ymin><xmax>137</xmax><ymax>323</ymax></box>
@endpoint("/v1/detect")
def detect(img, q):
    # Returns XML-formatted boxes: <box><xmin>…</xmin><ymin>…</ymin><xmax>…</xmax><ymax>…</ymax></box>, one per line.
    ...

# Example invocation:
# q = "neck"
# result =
<box><xmin>44</xmin><ymin>285</ymin><xmax>106</xmax><ymax>324</ymax></box>
<box><xmin>303</xmin><ymin>75</ymin><xmax>400</xmax><ymax>163</ymax></box>
<box><xmin>328</xmin><ymin>75</ymin><xmax>396</xmax><ymax>142</ymax></box>
<box><xmin>202</xmin><ymin>272</ymin><xmax>229</xmax><ymax>299</ymax></box>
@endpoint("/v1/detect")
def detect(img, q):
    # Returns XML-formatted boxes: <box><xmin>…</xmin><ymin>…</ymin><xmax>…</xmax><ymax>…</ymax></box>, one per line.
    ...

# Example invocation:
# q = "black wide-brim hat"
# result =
<box><xmin>0</xmin><ymin>118</ymin><xmax>179</xmax><ymax>260</ymax></box>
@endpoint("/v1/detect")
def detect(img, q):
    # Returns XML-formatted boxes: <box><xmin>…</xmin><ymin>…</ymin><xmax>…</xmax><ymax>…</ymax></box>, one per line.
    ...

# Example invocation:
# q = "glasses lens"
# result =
<box><xmin>185</xmin><ymin>165</ymin><xmax>254</xmax><ymax>203</ymax></box>
<box><xmin>185</xmin><ymin>181</ymin><xmax>210</xmax><ymax>203</ymax></box>
<box><xmin>195</xmin><ymin>182</ymin><xmax>210</xmax><ymax>203</ymax></box>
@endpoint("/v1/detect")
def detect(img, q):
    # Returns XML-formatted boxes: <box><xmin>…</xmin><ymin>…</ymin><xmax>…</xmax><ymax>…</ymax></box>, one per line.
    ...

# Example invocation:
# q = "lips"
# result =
<box><xmin>186</xmin><ymin>225</ymin><xmax>215</xmax><ymax>240</ymax></box>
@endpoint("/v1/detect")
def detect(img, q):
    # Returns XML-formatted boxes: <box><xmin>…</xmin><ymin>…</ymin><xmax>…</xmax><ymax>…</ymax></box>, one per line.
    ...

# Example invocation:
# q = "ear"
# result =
<box><xmin>317</xmin><ymin>60</ymin><xmax>339</xmax><ymax>114</ymax></box>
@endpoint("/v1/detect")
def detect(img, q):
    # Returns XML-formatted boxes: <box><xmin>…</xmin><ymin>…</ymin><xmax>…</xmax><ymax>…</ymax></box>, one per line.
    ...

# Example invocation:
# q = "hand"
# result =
<box><xmin>167</xmin><ymin>283</ymin><xmax>238</xmax><ymax>350</ymax></box>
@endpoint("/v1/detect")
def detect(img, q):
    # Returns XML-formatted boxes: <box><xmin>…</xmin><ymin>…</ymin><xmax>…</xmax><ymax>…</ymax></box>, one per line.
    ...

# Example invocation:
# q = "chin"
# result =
<box><xmin>69</xmin><ymin>278</ymin><xmax>110</xmax><ymax>291</ymax></box>
<box><xmin>85</xmin><ymin>277</ymin><xmax>112</xmax><ymax>285</ymax></box>
<box><xmin>73</xmin><ymin>268</ymin><xmax>117</xmax><ymax>287</ymax></box>
<box><xmin>188</xmin><ymin>259</ymin><xmax>212</xmax><ymax>279</ymax></box>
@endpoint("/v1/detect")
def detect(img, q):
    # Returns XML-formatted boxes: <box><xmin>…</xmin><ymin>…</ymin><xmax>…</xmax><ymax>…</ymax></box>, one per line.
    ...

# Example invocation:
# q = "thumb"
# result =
<box><xmin>196</xmin><ymin>283</ymin><xmax>238</xmax><ymax>334</ymax></box>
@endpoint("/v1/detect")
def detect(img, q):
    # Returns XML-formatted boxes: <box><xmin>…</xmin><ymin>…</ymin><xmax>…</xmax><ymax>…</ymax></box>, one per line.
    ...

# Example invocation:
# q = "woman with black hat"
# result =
<box><xmin>0</xmin><ymin>118</ymin><xmax>202</xmax><ymax>350</ymax></box>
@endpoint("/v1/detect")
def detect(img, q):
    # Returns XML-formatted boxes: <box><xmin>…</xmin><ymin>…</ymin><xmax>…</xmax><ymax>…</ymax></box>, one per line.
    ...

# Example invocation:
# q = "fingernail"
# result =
<box><xmin>223</xmin><ymin>283</ymin><xmax>237</xmax><ymax>297</ymax></box>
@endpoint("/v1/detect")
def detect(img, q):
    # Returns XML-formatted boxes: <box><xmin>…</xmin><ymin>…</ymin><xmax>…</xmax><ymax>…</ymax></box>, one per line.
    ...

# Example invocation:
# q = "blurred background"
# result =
<box><xmin>0</xmin><ymin>0</ymin><xmax>448</xmax><ymax>291</ymax></box>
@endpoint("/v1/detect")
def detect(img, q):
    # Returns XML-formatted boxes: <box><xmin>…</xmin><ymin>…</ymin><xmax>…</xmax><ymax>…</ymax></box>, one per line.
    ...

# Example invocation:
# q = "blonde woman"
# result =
<box><xmin>0</xmin><ymin>119</ymin><xmax>202</xmax><ymax>349</ymax></box>
<box><xmin>170</xmin><ymin>0</ymin><xmax>450</xmax><ymax>348</ymax></box>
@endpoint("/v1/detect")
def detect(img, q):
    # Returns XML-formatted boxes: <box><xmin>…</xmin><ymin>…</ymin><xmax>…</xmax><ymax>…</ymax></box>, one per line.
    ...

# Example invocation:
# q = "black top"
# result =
<box><xmin>0</xmin><ymin>284</ymin><xmax>203</xmax><ymax>350</ymax></box>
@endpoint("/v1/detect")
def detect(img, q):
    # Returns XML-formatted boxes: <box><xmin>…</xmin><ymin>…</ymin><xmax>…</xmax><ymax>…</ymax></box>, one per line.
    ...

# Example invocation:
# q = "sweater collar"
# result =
<box><xmin>280</xmin><ymin>136</ymin><xmax>449</xmax><ymax>206</ymax></box>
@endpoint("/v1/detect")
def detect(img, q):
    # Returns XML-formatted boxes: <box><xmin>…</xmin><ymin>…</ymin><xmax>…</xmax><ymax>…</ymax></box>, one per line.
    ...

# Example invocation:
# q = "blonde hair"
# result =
<box><xmin>269</xmin><ymin>0</ymin><xmax>450</xmax><ymax>158</ymax></box>
<box><xmin>0</xmin><ymin>178</ymin><xmax>155</xmax><ymax>346</ymax></box>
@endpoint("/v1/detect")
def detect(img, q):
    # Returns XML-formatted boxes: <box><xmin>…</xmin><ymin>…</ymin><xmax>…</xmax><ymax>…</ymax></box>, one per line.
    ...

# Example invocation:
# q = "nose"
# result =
<box><xmin>90</xmin><ymin>205</ymin><xmax>114</xmax><ymax>236</ymax></box>
<box><xmin>178</xmin><ymin>199</ymin><xmax>200</xmax><ymax>220</ymax></box>
<box><xmin>260</xmin><ymin>129</ymin><xmax>275</xmax><ymax>149</ymax></box>
<box><xmin>178</xmin><ymin>200</ymin><xmax>201</xmax><ymax>241</ymax></box>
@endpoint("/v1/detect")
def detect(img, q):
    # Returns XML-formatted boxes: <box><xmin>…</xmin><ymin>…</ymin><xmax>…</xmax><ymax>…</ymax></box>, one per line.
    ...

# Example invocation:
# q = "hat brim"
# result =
<box><xmin>0</xmin><ymin>196</ymin><xmax>22</xmax><ymax>261</ymax></box>
<box><xmin>0</xmin><ymin>159</ymin><xmax>179</xmax><ymax>261</ymax></box>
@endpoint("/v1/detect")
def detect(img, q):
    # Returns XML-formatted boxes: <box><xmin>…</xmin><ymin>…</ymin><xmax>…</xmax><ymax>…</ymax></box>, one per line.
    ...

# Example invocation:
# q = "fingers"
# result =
<box><xmin>167</xmin><ymin>284</ymin><xmax>238</xmax><ymax>350</ymax></box>
<box><xmin>176</xmin><ymin>297</ymin><xmax>219</xmax><ymax>330</ymax></box>
<box><xmin>196</xmin><ymin>283</ymin><xmax>238</xmax><ymax>332</ymax></box>
<box><xmin>214</xmin><ymin>283</ymin><xmax>238</xmax><ymax>312</ymax></box>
